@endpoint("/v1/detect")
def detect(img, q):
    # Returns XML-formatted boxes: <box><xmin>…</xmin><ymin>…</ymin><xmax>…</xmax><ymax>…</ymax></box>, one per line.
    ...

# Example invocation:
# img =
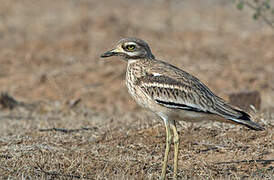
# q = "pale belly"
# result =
<box><xmin>170</xmin><ymin>109</ymin><xmax>230</xmax><ymax>124</ymax></box>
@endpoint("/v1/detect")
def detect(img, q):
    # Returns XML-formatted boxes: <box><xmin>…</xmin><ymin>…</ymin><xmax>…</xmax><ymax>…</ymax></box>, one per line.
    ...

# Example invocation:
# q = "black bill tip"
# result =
<box><xmin>100</xmin><ymin>50</ymin><xmax>117</xmax><ymax>58</ymax></box>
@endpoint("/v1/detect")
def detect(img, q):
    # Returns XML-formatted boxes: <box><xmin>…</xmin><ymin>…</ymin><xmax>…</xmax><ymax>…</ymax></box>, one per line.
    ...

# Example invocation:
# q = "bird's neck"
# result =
<box><xmin>126</xmin><ymin>59</ymin><xmax>149</xmax><ymax>80</ymax></box>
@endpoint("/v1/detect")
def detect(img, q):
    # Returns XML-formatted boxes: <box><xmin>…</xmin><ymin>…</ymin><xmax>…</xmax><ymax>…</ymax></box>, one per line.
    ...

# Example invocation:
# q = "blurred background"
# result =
<box><xmin>0</xmin><ymin>0</ymin><xmax>273</xmax><ymax>179</ymax></box>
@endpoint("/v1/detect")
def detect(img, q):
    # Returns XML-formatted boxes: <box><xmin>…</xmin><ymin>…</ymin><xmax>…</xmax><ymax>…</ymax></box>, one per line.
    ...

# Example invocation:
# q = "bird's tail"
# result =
<box><xmin>213</xmin><ymin>100</ymin><xmax>265</xmax><ymax>131</ymax></box>
<box><xmin>226</xmin><ymin>108</ymin><xmax>265</xmax><ymax>131</ymax></box>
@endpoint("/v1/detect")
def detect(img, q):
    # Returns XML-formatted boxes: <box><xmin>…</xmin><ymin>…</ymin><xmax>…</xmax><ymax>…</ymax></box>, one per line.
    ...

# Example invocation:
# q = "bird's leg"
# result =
<box><xmin>171</xmin><ymin>120</ymin><xmax>179</xmax><ymax>179</ymax></box>
<box><xmin>161</xmin><ymin>121</ymin><xmax>172</xmax><ymax>179</ymax></box>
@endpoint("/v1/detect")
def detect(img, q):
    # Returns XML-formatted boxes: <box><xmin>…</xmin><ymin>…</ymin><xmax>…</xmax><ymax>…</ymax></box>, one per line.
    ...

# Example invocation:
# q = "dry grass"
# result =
<box><xmin>0</xmin><ymin>0</ymin><xmax>273</xmax><ymax>179</ymax></box>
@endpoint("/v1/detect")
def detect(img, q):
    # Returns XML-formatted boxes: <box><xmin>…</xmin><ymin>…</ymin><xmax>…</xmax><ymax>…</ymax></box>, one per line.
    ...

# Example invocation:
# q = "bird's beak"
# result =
<box><xmin>100</xmin><ymin>49</ymin><xmax>118</xmax><ymax>58</ymax></box>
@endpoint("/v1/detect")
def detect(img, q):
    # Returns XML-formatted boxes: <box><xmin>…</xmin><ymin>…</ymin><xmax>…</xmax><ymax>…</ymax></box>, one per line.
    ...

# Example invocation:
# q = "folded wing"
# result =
<box><xmin>136</xmin><ymin>61</ymin><xmax>264</xmax><ymax>131</ymax></box>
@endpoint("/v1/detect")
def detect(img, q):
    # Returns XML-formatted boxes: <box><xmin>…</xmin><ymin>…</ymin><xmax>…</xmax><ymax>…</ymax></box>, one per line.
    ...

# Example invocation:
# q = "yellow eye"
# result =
<box><xmin>126</xmin><ymin>44</ymin><xmax>136</xmax><ymax>51</ymax></box>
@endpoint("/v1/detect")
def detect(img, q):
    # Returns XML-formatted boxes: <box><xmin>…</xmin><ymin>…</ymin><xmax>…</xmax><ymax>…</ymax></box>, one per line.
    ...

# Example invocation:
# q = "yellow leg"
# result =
<box><xmin>161</xmin><ymin>122</ymin><xmax>172</xmax><ymax>179</ymax></box>
<box><xmin>171</xmin><ymin>120</ymin><xmax>179</xmax><ymax>180</ymax></box>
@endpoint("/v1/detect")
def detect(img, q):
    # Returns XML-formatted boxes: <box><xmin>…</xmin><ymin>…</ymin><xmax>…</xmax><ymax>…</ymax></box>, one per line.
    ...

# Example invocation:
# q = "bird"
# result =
<box><xmin>100</xmin><ymin>37</ymin><xmax>264</xmax><ymax>179</ymax></box>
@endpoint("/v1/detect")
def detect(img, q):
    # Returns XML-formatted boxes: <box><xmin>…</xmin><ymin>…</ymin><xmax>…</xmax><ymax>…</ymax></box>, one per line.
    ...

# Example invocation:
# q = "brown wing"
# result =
<box><xmin>137</xmin><ymin>60</ymin><xmax>245</xmax><ymax>119</ymax></box>
<box><xmin>136</xmin><ymin>60</ymin><xmax>264</xmax><ymax>130</ymax></box>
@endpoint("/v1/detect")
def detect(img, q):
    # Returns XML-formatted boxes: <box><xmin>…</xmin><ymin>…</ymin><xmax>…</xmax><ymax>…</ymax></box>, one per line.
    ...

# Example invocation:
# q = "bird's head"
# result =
<box><xmin>100</xmin><ymin>38</ymin><xmax>155</xmax><ymax>60</ymax></box>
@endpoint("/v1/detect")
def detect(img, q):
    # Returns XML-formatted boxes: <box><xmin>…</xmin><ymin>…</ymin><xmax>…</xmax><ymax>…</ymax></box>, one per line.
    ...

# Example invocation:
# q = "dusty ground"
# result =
<box><xmin>0</xmin><ymin>0</ymin><xmax>273</xmax><ymax>179</ymax></box>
